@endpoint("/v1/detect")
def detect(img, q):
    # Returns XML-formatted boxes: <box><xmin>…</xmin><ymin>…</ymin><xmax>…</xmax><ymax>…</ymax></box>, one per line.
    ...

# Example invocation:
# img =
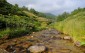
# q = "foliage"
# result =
<box><xmin>21</xmin><ymin>6</ymin><xmax>28</xmax><ymax>11</ymax></box>
<box><xmin>56</xmin><ymin>12</ymin><xmax>69</xmax><ymax>22</ymax></box>
<box><xmin>0</xmin><ymin>0</ymin><xmax>12</xmax><ymax>15</ymax></box>
<box><xmin>0</xmin><ymin>0</ymin><xmax>50</xmax><ymax>38</ymax></box>
<box><xmin>30</xmin><ymin>8</ymin><xmax>38</xmax><ymax>15</ymax></box>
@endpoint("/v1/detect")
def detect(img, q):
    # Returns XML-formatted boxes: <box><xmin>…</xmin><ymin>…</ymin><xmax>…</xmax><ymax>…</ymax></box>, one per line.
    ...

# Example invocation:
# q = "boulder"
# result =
<box><xmin>63</xmin><ymin>36</ymin><xmax>71</xmax><ymax>40</ymax></box>
<box><xmin>28</xmin><ymin>44</ymin><xmax>46</xmax><ymax>53</ymax></box>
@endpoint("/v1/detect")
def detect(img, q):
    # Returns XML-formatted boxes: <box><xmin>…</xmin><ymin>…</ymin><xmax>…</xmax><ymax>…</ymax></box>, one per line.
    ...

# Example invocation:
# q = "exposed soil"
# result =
<box><xmin>0</xmin><ymin>29</ymin><xmax>85</xmax><ymax>53</ymax></box>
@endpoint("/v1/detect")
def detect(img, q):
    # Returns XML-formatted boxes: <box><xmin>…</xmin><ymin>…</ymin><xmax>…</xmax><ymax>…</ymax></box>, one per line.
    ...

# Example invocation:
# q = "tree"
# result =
<box><xmin>30</xmin><ymin>8</ymin><xmax>38</xmax><ymax>14</ymax></box>
<box><xmin>21</xmin><ymin>6</ymin><xmax>28</xmax><ymax>11</ymax></box>
<box><xmin>71</xmin><ymin>8</ymin><xmax>85</xmax><ymax>15</ymax></box>
<box><xmin>56</xmin><ymin>12</ymin><xmax>69</xmax><ymax>22</ymax></box>
<box><xmin>0</xmin><ymin>0</ymin><xmax>12</xmax><ymax>15</ymax></box>
<box><xmin>10</xmin><ymin>4</ymin><xmax>20</xmax><ymax>14</ymax></box>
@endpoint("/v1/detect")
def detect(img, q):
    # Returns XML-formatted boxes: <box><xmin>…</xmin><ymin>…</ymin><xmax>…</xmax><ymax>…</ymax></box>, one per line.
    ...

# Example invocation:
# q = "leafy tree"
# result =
<box><xmin>0</xmin><ymin>0</ymin><xmax>12</xmax><ymax>15</ymax></box>
<box><xmin>71</xmin><ymin>8</ymin><xmax>85</xmax><ymax>15</ymax></box>
<box><xmin>56</xmin><ymin>12</ymin><xmax>69</xmax><ymax>22</ymax></box>
<box><xmin>21</xmin><ymin>6</ymin><xmax>28</xmax><ymax>11</ymax></box>
<box><xmin>10</xmin><ymin>4</ymin><xmax>20</xmax><ymax>14</ymax></box>
<box><xmin>30</xmin><ymin>8</ymin><xmax>38</xmax><ymax>14</ymax></box>
<box><xmin>0</xmin><ymin>0</ymin><xmax>7</xmax><ymax>7</ymax></box>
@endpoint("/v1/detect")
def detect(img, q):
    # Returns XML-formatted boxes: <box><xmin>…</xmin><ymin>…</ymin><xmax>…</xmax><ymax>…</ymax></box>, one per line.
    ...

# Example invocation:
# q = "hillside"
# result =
<box><xmin>53</xmin><ymin>8</ymin><xmax>85</xmax><ymax>46</ymax></box>
<box><xmin>0</xmin><ymin>0</ymin><xmax>51</xmax><ymax>38</ymax></box>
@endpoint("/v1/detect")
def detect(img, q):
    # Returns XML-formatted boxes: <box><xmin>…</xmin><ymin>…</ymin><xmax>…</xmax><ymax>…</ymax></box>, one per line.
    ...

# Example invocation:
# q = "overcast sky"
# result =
<box><xmin>7</xmin><ymin>0</ymin><xmax>85</xmax><ymax>15</ymax></box>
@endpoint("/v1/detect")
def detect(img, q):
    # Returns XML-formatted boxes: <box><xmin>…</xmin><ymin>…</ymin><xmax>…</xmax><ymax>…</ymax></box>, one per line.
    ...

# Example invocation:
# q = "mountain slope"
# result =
<box><xmin>0</xmin><ymin>0</ymin><xmax>51</xmax><ymax>38</ymax></box>
<box><xmin>44</xmin><ymin>13</ymin><xmax>56</xmax><ymax>19</ymax></box>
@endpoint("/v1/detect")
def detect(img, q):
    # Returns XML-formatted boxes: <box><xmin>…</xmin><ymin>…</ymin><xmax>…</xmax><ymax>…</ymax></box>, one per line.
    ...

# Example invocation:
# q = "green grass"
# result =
<box><xmin>53</xmin><ymin>11</ymin><xmax>85</xmax><ymax>46</ymax></box>
<box><xmin>0</xmin><ymin>28</ymin><xmax>30</xmax><ymax>38</ymax></box>
<box><xmin>0</xmin><ymin>28</ymin><xmax>10</xmax><ymax>37</ymax></box>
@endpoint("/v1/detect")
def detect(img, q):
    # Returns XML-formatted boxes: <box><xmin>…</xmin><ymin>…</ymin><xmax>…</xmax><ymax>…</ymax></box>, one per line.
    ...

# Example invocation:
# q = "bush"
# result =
<box><xmin>0</xmin><ymin>0</ymin><xmax>50</xmax><ymax>39</ymax></box>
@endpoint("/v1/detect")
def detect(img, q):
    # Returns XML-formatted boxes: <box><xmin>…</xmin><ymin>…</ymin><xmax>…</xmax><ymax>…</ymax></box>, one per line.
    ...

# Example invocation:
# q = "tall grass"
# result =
<box><xmin>53</xmin><ymin>12</ymin><xmax>85</xmax><ymax>46</ymax></box>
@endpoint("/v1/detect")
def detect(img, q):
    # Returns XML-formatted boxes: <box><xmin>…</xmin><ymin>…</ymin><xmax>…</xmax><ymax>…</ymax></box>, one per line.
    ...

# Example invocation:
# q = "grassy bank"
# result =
<box><xmin>53</xmin><ymin>9</ymin><xmax>85</xmax><ymax>46</ymax></box>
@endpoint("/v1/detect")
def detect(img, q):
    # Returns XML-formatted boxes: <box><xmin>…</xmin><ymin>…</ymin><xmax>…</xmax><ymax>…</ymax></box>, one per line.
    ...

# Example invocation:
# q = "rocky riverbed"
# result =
<box><xmin>0</xmin><ymin>29</ymin><xmax>85</xmax><ymax>53</ymax></box>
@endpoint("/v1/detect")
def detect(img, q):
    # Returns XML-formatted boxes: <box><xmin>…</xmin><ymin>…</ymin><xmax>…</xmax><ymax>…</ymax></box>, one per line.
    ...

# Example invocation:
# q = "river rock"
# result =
<box><xmin>75</xmin><ymin>41</ymin><xmax>81</xmax><ymax>47</ymax></box>
<box><xmin>63</xmin><ymin>36</ymin><xmax>71</xmax><ymax>40</ymax></box>
<box><xmin>28</xmin><ymin>44</ymin><xmax>46</xmax><ymax>53</ymax></box>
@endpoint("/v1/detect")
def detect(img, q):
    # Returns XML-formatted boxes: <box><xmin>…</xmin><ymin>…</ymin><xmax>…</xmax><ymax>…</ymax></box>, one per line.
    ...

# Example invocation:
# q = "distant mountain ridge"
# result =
<box><xmin>44</xmin><ymin>13</ymin><xmax>56</xmax><ymax>19</ymax></box>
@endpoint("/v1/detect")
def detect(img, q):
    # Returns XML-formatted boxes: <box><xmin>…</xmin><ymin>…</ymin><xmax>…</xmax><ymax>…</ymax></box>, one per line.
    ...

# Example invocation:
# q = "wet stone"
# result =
<box><xmin>28</xmin><ymin>44</ymin><xmax>46</xmax><ymax>53</ymax></box>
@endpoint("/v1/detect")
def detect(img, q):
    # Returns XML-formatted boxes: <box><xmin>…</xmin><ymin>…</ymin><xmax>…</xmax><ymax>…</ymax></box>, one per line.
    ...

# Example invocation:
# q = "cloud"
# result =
<box><xmin>7</xmin><ymin>0</ymin><xmax>85</xmax><ymax>15</ymax></box>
